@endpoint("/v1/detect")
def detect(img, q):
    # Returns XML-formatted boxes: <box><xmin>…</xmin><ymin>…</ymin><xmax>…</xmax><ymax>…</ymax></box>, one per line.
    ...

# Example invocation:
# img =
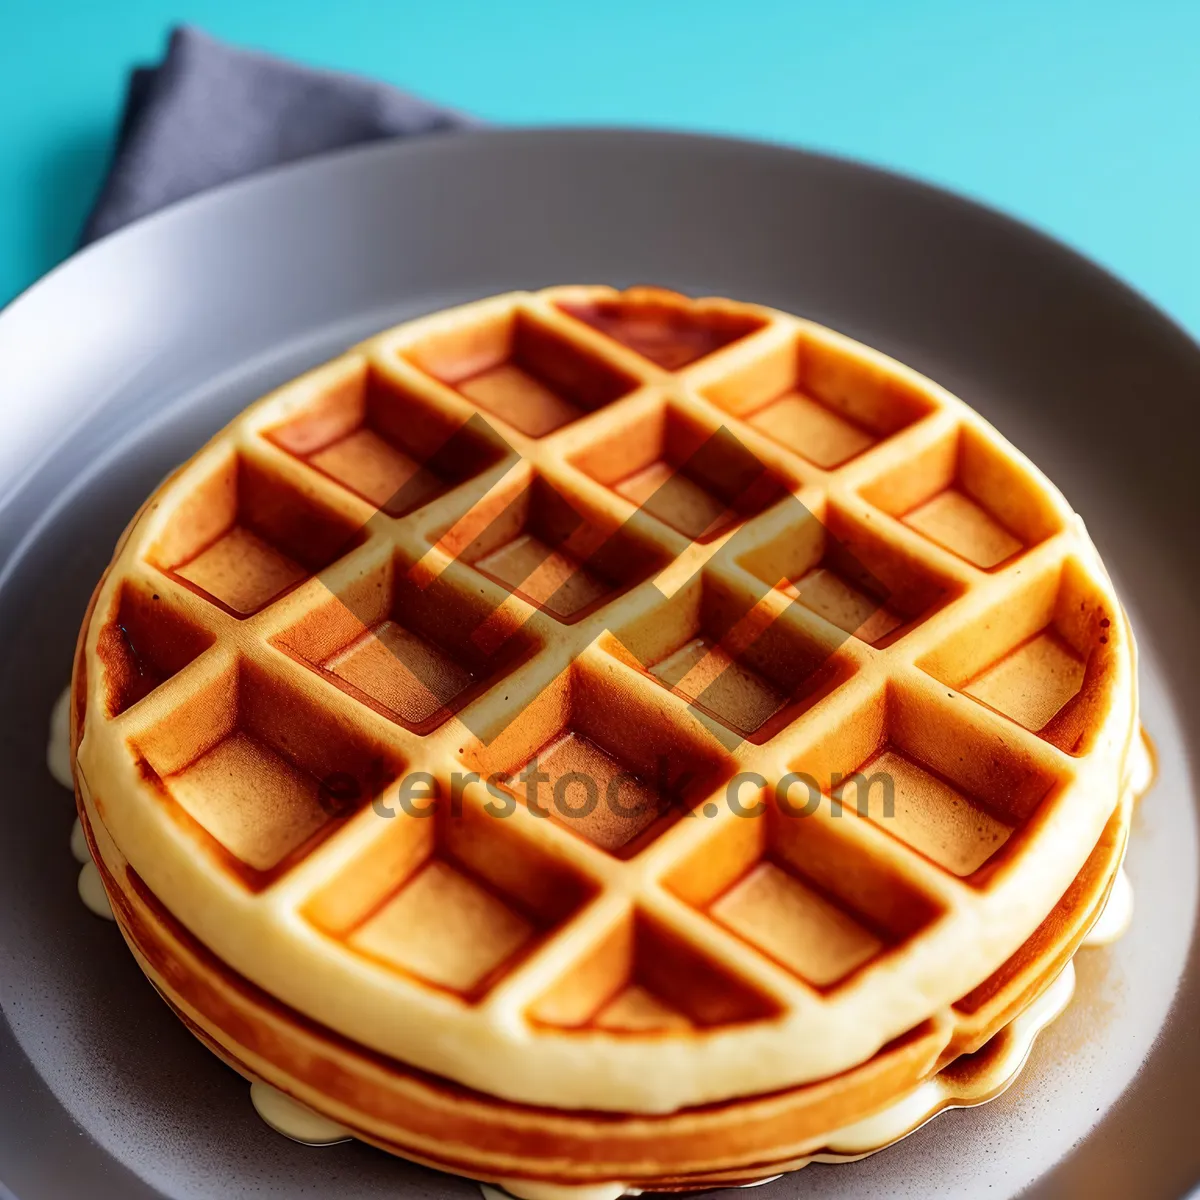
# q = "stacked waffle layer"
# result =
<box><xmin>72</xmin><ymin>287</ymin><xmax>1142</xmax><ymax>1197</ymax></box>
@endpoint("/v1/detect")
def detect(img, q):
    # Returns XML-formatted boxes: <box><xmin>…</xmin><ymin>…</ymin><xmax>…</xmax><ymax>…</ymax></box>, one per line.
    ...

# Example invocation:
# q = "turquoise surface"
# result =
<box><xmin>4</xmin><ymin>0</ymin><xmax>1199</xmax><ymax>333</ymax></box>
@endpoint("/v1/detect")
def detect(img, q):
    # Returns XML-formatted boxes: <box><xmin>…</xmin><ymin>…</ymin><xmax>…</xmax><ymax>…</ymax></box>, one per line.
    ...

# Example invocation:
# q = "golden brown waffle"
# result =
<box><xmin>72</xmin><ymin>286</ymin><xmax>1140</xmax><ymax>1189</ymax></box>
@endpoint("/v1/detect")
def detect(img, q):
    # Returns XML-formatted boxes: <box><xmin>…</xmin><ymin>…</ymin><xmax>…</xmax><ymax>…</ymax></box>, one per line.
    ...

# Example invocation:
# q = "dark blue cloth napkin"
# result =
<box><xmin>81</xmin><ymin>25</ymin><xmax>479</xmax><ymax>244</ymax></box>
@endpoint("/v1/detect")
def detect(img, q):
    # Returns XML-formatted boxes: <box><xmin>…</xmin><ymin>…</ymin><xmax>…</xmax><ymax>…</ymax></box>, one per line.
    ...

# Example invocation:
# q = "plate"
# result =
<box><xmin>0</xmin><ymin>129</ymin><xmax>1197</xmax><ymax>1200</ymax></box>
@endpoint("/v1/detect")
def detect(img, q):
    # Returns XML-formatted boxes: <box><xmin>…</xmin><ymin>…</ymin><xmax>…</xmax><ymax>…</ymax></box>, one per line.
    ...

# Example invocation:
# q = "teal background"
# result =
<box><xmin>4</xmin><ymin>0</ymin><xmax>1199</xmax><ymax>332</ymax></box>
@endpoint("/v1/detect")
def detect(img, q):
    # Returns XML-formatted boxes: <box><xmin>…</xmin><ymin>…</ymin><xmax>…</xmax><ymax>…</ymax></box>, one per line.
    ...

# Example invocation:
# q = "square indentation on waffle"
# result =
<box><xmin>556</xmin><ymin>289</ymin><xmax>768</xmax><ymax>371</ymax></box>
<box><xmin>570</xmin><ymin>398</ymin><xmax>798</xmax><ymax>543</ymax></box>
<box><xmin>663</xmin><ymin>794</ymin><xmax>943</xmax><ymax>989</ymax></box>
<box><xmin>399</xmin><ymin>306</ymin><xmax>641</xmax><ymax>439</ymax></box>
<box><xmin>95</xmin><ymin>580</ymin><xmax>215</xmax><ymax>716</ymax></box>
<box><xmin>272</xmin><ymin>546</ymin><xmax>539</xmax><ymax>735</ymax></box>
<box><xmin>264</xmin><ymin>359</ymin><xmax>513</xmax><ymax>517</ymax></box>
<box><xmin>148</xmin><ymin>454</ymin><xmax>365</xmax><ymax>617</ymax></box>
<box><xmin>130</xmin><ymin>657</ymin><xmax>405</xmax><ymax>888</ymax></box>
<box><xmin>918</xmin><ymin>557</ymin><xmax>1117</xmax><ymax>755</ymax></box>
<box><xmin>432</xmin><ymin>468</ymin><xmax>671</xmax><ymax>624</ymax></box>
<box><xmin>304</xmin><ymin>790</ymin><xmax>597</xmax><ymax>1000</ymax></box>
<box><xmin>737</xmin><ymin>498</ymin><xmax>962</xmax><ymax>648</ymax></box>
<box><xmin>790</xmin><ymin>682</ymin><xmax>1058</xmax><ymax>882</ymax></box>
<box><xmin>529</xmin><ymin>909</ymin><xmax>781</xmax><ymax>1031</ymax></box>
<box><xmin>859</xmin><ymin>425</ymin><xmax>1064</xmax><ymax>571</ymax></box>
<box><xmin>460</xmin><ymin>655</ymin><xmax>735</xmax><ymax>859</ymax></box>
<box><xmin>605</xmin><ymin>569</ymin><xmax>855</xmax><ymax>745</ymax></box>
<box><xmin>700</xmin><ymin>328</ymin><xmax>936</xmax><ymax>470</ymax></box>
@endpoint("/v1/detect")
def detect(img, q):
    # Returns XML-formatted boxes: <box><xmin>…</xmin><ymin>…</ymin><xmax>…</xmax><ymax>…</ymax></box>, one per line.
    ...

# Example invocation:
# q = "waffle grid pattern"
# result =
<box><xmin>78</xmin><ymin>287</ymin><xmax>1134</xmax><ymax>1113</ymax></box>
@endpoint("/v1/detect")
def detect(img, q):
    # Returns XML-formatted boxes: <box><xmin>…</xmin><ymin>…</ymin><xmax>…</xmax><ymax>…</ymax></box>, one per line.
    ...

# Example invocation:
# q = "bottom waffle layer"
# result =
<box><xmin>254</xmin><ymin>946</ymin><xmax>1086</xmax><ymax>1200</ymax></box>
<box><xmin>72</xmin><ymin>768</ymin><xmax>1137</xmax><ymax>1198</ymax></box>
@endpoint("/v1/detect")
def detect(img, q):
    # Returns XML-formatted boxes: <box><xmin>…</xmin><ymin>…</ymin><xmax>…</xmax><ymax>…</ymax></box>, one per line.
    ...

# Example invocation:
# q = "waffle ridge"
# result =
<box><xmin>75</xmin><ymin>286</ymin><xmax>1137</xmax><ymax>1118</ymax></box>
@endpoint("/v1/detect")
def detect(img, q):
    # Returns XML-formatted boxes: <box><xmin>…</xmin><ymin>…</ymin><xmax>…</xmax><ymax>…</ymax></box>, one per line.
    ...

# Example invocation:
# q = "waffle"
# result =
<box><xmin>71</xmin><ymin>286</ymin><xmax>1141</xmax><ymax>1194</ymax></box>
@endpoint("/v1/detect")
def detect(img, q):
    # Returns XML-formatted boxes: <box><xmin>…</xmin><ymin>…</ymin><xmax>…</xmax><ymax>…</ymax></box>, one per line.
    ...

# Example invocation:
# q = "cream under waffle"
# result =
<box><xmin>70</xmin><ymin>286</ymin><xmax>1143</xmax><ymax>1197</ymax></box>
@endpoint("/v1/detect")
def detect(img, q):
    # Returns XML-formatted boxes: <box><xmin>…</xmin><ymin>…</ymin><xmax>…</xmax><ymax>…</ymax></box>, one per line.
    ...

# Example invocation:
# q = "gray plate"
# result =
<box><xmin>0</xmin><ymin>129</ymin><xmax>1196</xmax><ymax>1200</ymax></box>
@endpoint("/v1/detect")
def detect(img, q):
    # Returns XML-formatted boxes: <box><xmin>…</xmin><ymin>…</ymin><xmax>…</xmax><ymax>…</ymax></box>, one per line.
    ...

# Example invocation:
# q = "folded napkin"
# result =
<box><xmin>81</xmin><ymin>25</ymin><xmax>479</xmax><ymax>244</ymax></box>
